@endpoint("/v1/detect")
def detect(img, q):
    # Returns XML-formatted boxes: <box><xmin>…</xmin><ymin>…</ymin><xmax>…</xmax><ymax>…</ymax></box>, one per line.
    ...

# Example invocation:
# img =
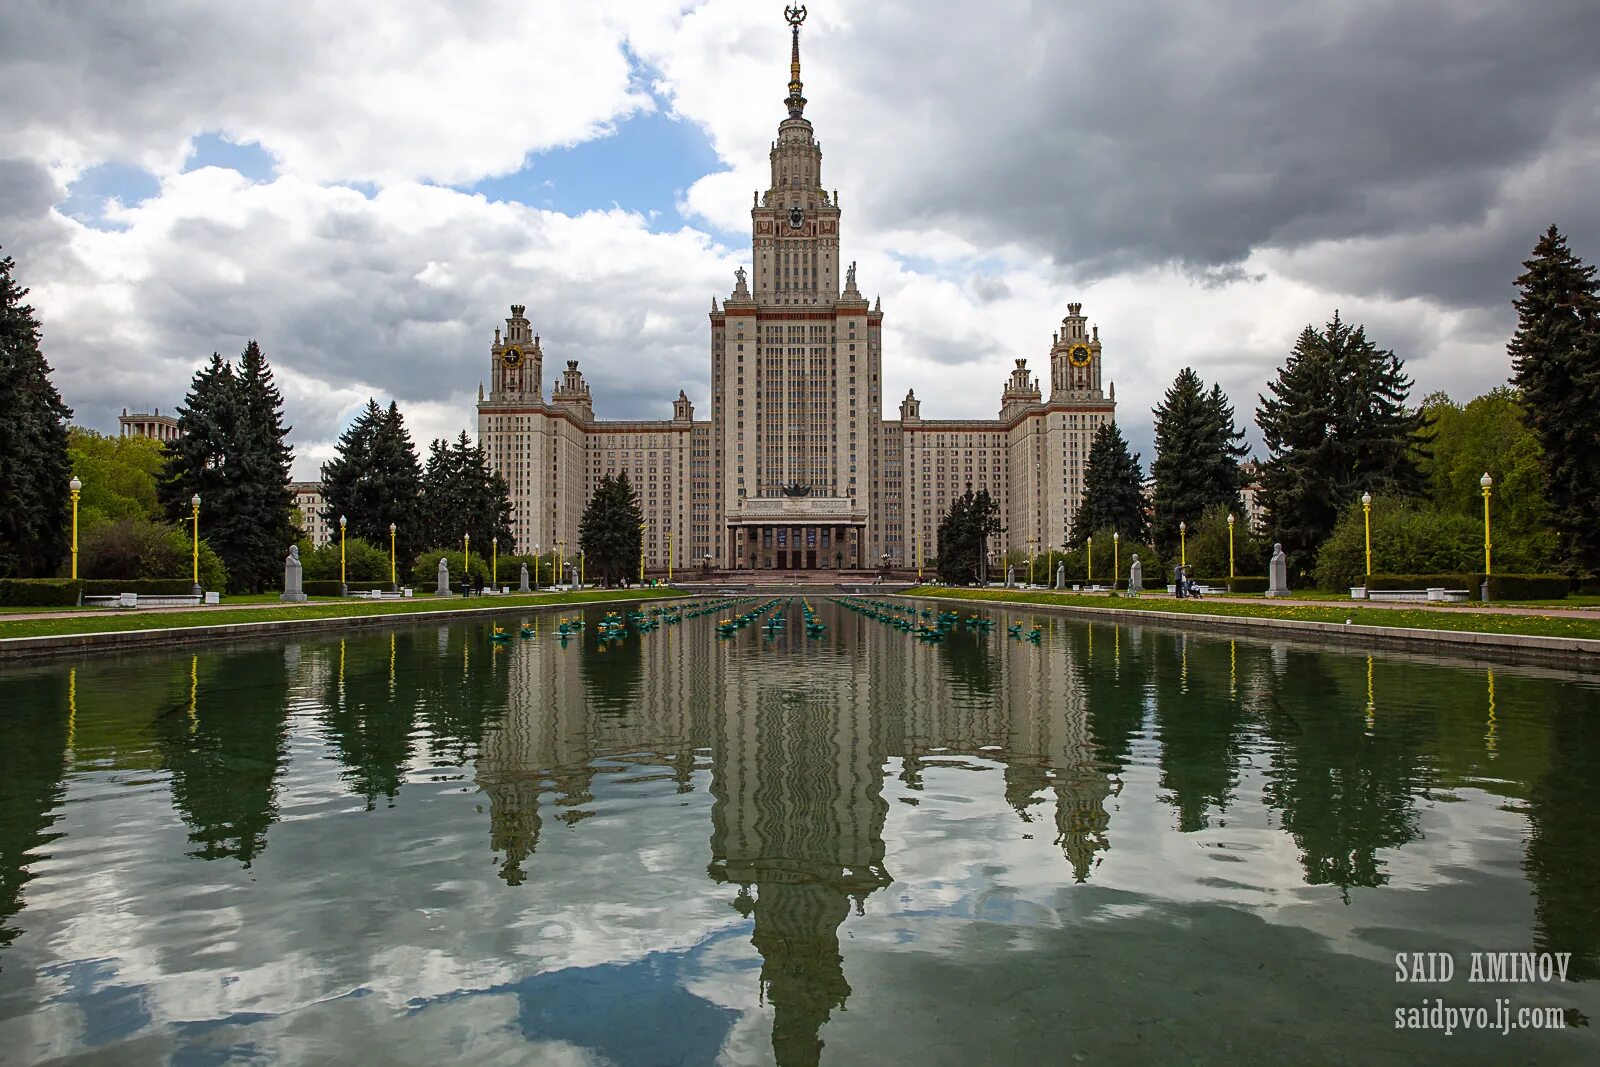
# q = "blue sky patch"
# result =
<box><xmin>57</xmin><ymin>162</ymin><xmax>161</xmax><ymax>229</ymax></box>
<box><xmin>463</xmin><ymin>106</ymin><xmax>724</xmax><ymax>233</ymax></box>
<box><xmin>184</xmin><ymin>133</ymin><xmax>277</xmax><ymax>182</ymax></box>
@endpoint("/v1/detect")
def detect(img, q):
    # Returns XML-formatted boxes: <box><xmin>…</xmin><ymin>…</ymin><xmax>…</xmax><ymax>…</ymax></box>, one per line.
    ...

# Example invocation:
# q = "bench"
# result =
<box><xmin>83</xmin><ymin>593</ymin><xmax>203</xmax><ymax>609</ymax></box>
<box><xmin>349</xmin><ymin>589</ymin><xmax>403</xmax><ymax>599</ymax></box>
<box><xmin>1367</xmin><ymin>588</ymin><xmax>1470</xmax><ymax>603</ymax></box>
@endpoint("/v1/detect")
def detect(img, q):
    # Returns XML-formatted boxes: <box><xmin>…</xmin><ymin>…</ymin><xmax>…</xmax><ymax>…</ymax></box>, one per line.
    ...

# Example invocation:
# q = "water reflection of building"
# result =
<box><xmin>707</xmin><ymin>629</ymin><xmax>892</xmax><ymax>1067</ymax></box>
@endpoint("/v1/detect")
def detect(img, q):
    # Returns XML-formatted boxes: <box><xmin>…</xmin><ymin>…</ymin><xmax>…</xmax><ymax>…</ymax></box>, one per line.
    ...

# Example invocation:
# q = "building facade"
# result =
<box><xmin>478</xmin><ymin>11</ymin><xmax>1114</xmax><ymax>571</ymax></box>
<box><xmin>119</xmin><ymin>408</ymin><xmax>182</xmax><ymax>443</ymax></box>
<box><xmin>291</xmin><ymin>482</ymin><xmax>331</xmax><ymax>546</ymax></box>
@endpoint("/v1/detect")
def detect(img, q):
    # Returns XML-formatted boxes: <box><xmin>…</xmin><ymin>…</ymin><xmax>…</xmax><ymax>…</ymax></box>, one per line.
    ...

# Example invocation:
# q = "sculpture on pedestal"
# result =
<box><xmin>519</xmin><ymin>563</ymin><xmax>530</xmax><ymax>593</ymax></box>
<box><xmin>436</xmin><ymin>557</ymin><xmax>451</xmax><ymax>596</ymax></box>
<box><xmin>280</xmin><ymin>545</ymin><xmax>306</xmax><ymax>602</ymax></box>
<box><xmin>1267</xmin><ymin>543</ymin><xmax>1290</xmax><ymax>598</ymax></box>
<box><xmin>1129</xmin><ymin>554</ymin><xmax>1142</xmax><ymax>594</ymax></box>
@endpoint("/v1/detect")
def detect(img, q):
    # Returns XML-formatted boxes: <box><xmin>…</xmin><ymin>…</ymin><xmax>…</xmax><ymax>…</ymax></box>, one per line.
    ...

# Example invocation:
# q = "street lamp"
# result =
<box><xmin>463</xmin><ymin>531</ymin><xmax>470</xmax><ymax>589</ymax></box>
<box><xmin>1480</xmin><ymin>473</ymin><xmax>1493</xmax><ymax>576</ymax></box>
<box><xmin>339</xmin><ymin>515</ymin><xmax>348</xmax><ymax>595</ymax></box>
<box><xmin>555</xmin><ymin>539</ymin><xmax>566</xmax><ymax>589</ymax></box>
<box><xmin>1113</xmin><ymin>531</ymin><xmax>1120</xmax><ymax>592</ymax></box>
<box><xmin>534</xmin><ymin>542</ymin><xmax>541</xmax><ymax>590</ymax></box>
<box><xmin>1227</xmin><ymin>513</ymin><xmax>1237</xmax><ymax>580</ymax></box>
<box><xmin>666</xmin><ymin>528</ymin><xmax>674</xmax><ymax>583</ymax></box>
<box><xmin>1360</xmin><ymin>492</ymin><xmax>1372</xmax><ymax>579</ymax></box>
<box><xmin>492</xmin><ymin>536</ymin><xmax>498</xmax><ymax>590</ymax></box>
<box><xmin>1087</xmin><ymin>535</ymin><xmax>1093</xmax><ymax>584</ymax></box>
<box><xmin>190</xmin><ymin>494</ymin><xmax>202</xmax><ymax>596</ymax></box>
<box><xmin>1179</xmin><ymin>520</ymin><xmax>1187</xmax><ymax>567</ymax></box>
<box><xmin>579</xmin><ymin>550</ymin><xmax>585</xmax><ymax>587</ymax></box>
<box><xmin>69</xmin><ymin>476</ymin><xmax>82</xmax><ymax>581</ymax></box>
<box><xmin>389</xmin><ymin>522</ymin><xmax>397</xmax><ymax>589</ymax></box>
<box><xmin>639</xmin><ymin>521</ymin><xmax>648</xmax><ymax>584</ymax></box>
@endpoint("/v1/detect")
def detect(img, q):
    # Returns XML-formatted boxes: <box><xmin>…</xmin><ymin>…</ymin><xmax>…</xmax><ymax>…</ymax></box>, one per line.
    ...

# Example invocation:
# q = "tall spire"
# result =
<box><xmin>784</xmin><ymin>5</ymin><xmax>808</xmax><ymax>118</ymax></box>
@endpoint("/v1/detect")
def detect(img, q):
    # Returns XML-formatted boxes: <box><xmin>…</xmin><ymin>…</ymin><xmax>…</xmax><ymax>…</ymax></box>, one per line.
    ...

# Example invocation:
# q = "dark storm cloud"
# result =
<box><xmin>831</xmin><ymin>0</ymin><xmax>1600</xmax><ymax>309</ymax></box>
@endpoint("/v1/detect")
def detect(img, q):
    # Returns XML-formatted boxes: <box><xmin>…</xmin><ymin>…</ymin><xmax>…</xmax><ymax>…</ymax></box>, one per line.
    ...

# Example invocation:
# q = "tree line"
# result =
<box><xmin>940</xmin><ymin>225</ymin><xmax>1599</xmax><ymax>587</ymax></box>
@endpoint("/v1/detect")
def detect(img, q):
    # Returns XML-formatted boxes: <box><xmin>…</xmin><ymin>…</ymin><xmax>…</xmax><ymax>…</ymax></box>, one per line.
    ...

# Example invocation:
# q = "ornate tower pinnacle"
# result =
<box><xmin>784</xmin><ymin>6</ymin><xmax>808</xmax><ymax>118</ymax></box>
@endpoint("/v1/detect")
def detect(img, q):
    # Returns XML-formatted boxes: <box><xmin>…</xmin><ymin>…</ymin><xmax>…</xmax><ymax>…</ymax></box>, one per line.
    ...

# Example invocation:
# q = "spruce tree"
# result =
<box><xmin>936</xmin><ymin>484</ymin><xmax>1001</xmax><ymax>584</ymax></box>
<box><xmin>0</xmin><ymin>250</ymin><xmax>73</xmax><ymax>577</ymax></box>
<box><xmin>1073</xmin><ymin>421</ymin><xmax>1148</xmax><ymax>544</ymax></box>
<box><xmin>1150</xmin><ymin>368</ymin><xmax>1248</xmax><ymax>554</ymax></box>
<box><xmin>159</xmin><ymin>353</ymin><xmax>239</xmax><ymax>571</ymax></box>
<box><xmin>419</xmin><ymin>432</ymin><xmax>512</xmax><ymax>553</ymax></box>
<box><xmin>1509</xmin><ymin>225</ymin><xmax>1600</xmax><ymax>574</ymax></box>
<box><xmin>320</xmin><ymin>400</ymin><xmax>383</xmax><ymax>539</ymax></box>
<box><xmin>320</xmin><ymin>399</ymin><xmax>423</xmax><ymax>564</ymax></box>
<box><xmin>230</xmin><ymin>340</ymin><xmax>295</xmax><ymax>592</ymax></box>
<box><xmin>1257</xmin><ymin>314</ymin><xmax>1428</xmax><ymax>572</ymax></box>
<box><xmin>579</xmin><ymin>472</ymin><xmax>644</xmax><ymax>585</ymax></box>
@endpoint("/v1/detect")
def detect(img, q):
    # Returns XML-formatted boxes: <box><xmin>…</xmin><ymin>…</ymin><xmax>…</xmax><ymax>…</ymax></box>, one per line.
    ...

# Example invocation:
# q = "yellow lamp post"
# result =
<box><xmin>1027</xmin><ymin>536</ymin><xmax>1038</xmax><ymax>586</ymax></box>
<box><xmin>915</xmin><ymin>531</ymin><xmax>922</xmax><ymax>581</ymax></box>
<box><xmin>556</xmin><ymin>539</ymin><xmax>566</xmax><ymax>588</ymax></box>
<box><xmin>1361</xmin><ymin>491</ymin><xmax>1372</xmax><ymax>578</ymax></box>
<box><xmin>339</xmin><ymin>515</ymin><xmax>348</xmax><ymax>594</ymax></box>
<box><xmin>667</xmin><ymin>529</ymin><xmax>674</xmax><ymax>582</ymax></box>
<box><xmin>1227</xmin><ymin>512</ymin><xmax>1236</xmax><ymax>580</ymax></box>
<box><xmin>1087</xmin><ymin>535</ymin><xmax>1093</xmax><ymax>583</ymax></box>
<box><xmin>492</xmin><ymin>536</ymin><xmax>498</xmax><ymax>590</ymax></box>
<box><xmin>1179</xmin><ymin>520</ymin><xmax>1187</xmax><ymax>567</ymax></box>
<box><xmin>639</xmin><ymin>521</ymin><xmax>648</xmax><ymax>584</ymax></box>
<box><xmin>69</xmin><ymin>476</ymin><xmax>82</xmax><ymax>580</ymax></box>
<box><xmin>1480</xmin><ymin>472</ymin><xmax>1493</xmax><ymax>576</ymax></box>
<box><xmin>389</xmin><ymin>522</ymin><xmax>397</xmax><ymax>588</ymax></box>
<box><xmin>463</xmin><ymin>532</ymin><xmax>470</xmax><ymax>586</ymax></box>
<box><xmin>534</xmin><ymin>543</ymin><xmax>541</xmax><ymax>590</ymax></box>
<box><xmin>190</xmin><ymin>494</ymin><xmax>202</xmax><ymax>595</ymax></box>
<box><xmin>579</xmin><ymin>550</ymin><xmax>585</xmax><ymax>587</ymax></box>
<box><xmin>1113</xmin><ymin>531</ymin><xmax>1120</xmax><ymax>592</ymax></box>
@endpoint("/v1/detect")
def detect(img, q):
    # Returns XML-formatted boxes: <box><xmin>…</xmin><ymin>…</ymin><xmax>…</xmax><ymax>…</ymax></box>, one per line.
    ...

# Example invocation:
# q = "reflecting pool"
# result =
<box><xmin>1</xmin><ymin>597</ymin><xmax>1597</xmax><ymax>1065</ymax></box>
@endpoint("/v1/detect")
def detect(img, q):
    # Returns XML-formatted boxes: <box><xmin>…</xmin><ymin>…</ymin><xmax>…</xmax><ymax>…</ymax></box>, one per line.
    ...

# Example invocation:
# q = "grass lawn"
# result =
<box><xmin>900</xmin><ymin>586</ymin><xmax>1600</xmax><ymax>641</ymax></box>
<box><xmin>0</xmin><ymin>588</ymin><xmax>685</xmax><ymax>640</ymax></box>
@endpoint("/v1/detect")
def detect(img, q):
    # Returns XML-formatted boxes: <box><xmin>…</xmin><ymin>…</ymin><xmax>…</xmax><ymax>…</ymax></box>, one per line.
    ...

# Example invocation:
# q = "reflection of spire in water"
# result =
<box><xmin>709</xmin><ymin>642</ymin><xmax>891</xmax><ymax>1067</ymax></box>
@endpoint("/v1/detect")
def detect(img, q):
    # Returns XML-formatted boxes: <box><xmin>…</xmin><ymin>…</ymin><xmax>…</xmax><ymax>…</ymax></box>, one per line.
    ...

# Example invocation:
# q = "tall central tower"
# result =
<box><xmin>709</xmin><ymin>6</ymin><xmax>884</xmax><ymax>570</ymax></box>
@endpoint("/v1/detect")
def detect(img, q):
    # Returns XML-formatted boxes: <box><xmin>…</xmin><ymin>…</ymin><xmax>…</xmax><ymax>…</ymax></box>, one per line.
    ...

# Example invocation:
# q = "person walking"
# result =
<box><xmin>1173</xmin><ymin>562</ymin><xmax>1186</xmax><ymax>598</ymax></box>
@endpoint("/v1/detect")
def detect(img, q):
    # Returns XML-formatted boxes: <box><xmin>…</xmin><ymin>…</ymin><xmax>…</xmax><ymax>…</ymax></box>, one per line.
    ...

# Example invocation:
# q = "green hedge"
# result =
<box><xmin>301</xmin><ymin>580</ymin><xmax>396</xmax><ymax>597</ymax></box>
<box><xmin>1225</xmin><ymin>575</ymin><xmax>1270</xmax><ymax>594</ymax></box>
<box><xmin>0</xmin><ymin>578</ymin><xmax>82</xmax><ymax>607</ymax></box>
<box><xmin>80</xmin><ymin>578</ymin><xmax>197</xmax><ymax>596</ymax></box>
<box><xmin>1485</xmin><ymin>573</ymin><xmax>1569</xmax><ymax>601</ymax></box>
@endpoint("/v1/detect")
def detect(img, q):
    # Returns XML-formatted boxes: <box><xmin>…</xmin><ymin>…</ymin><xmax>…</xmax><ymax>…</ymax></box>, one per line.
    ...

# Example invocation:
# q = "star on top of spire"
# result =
<box><xmin>784</xmin><ymin>6</ymin><xmax>808</xmax><ymax>118</ymax></box>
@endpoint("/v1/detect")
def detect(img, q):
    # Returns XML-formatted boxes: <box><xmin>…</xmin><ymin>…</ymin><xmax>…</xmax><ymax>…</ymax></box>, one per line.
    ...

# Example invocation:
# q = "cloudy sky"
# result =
<box><xmin>5</xmin><ymin>0</ymin><xmax>1597</xmax><ymax>478</ymax></box>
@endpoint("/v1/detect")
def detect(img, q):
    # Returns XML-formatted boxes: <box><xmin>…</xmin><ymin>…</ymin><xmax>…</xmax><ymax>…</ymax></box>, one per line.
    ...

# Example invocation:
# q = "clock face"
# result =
<box><xmin>502</xmin><ymin>346</ymin><xmax>523</xmax><ymax>368</ymax></box>
<box><xmin>1067</xmin><ymin>343</ymin><xmax>1092</xmax><ymax>367</ymax></box>
<box><xmin>788</xmin><ymin>206</ymin><xmax>804</xmax><ymax>229</ymax></box>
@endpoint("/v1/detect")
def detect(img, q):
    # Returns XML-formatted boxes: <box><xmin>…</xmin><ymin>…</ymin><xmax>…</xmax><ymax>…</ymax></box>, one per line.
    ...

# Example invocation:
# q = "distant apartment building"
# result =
<box><xmin>119</xmin><ymin>408</ymin><xmax>182</xmax><ymax>443</ymax></box>
<box><xmin>291</xmin><ymin>482</ymin><xmax>331</xmax><ymax>546</ymax></box>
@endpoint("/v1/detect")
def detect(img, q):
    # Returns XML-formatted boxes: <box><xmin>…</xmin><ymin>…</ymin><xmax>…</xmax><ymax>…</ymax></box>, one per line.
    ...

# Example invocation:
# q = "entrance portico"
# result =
<box><xmin>727</xmin><ymin>497</ymin><xmax>867</xmax><ymax>570</ymax></box>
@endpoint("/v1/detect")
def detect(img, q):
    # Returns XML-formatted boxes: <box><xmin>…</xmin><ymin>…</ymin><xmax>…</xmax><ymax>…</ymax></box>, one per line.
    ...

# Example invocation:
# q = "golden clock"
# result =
<box><xmin>502</xmin><ymin>346</ymin><xmax>523</xmax><ymax>368</ymax></box>
<box><xmin>1067</xmin><ymin>343</ymin><xmax>1092</xmax><ymax>367</ymax></box>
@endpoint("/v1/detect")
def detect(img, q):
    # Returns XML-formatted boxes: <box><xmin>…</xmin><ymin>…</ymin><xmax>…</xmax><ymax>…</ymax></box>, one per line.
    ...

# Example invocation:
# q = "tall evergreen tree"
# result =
<box><xmin>1509</xmin><ymin>225</ymin><xmax>1600</xmax><ymax>574</ymax></box>
<box><xmin>1257</xmin><ymin>313</ymin><xmax>1428</xmax><ymax>570</ymax></box>
<box><xmin>1073</xmin><ymin>421</ymin><xmax>1148</xmax><ymax>544</ymax></box>
<box><xmin>936</xmin><ymin>484</ymin><xmax>1002</xmax><ymax>585</ymax></box>
<box><xmin>419</xmin><ymin>432</ymin><xmax>513</xmax><ymax>552</ymax></box>
<box><xmin>0</xmin><ymin>250</ymin><xmax>73</xmax><ymax>577</ymax></box>
<box><xmin>1150</xmin><ymin>368</ymin><xmax>1248</xmax><ymax>554</ymax></box>
<box><xmin>579</xmin><ymin>472</ymin><xmax>644</xmax><ymax>585</ymax></box>
<box><xmin>229</xmin><ymin>340</ymin><xmax>295</xmax><ymax>592</ymax></box>
<box><xmin>320</xmin><ymin>400</ymin><xmax>424</xmax><ymax>564</ymax></box>
<box><xmin>159</xmin><ymin>352</ymin><xmax>239</xmax><ymax>571</ymax></box>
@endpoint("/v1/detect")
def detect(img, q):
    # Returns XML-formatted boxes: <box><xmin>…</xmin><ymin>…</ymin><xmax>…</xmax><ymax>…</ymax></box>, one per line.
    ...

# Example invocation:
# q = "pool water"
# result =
<box><xmin>0</xmin><ymin>597</ymin><xmax>1596</xmax><ymax>1065</ymax></box>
